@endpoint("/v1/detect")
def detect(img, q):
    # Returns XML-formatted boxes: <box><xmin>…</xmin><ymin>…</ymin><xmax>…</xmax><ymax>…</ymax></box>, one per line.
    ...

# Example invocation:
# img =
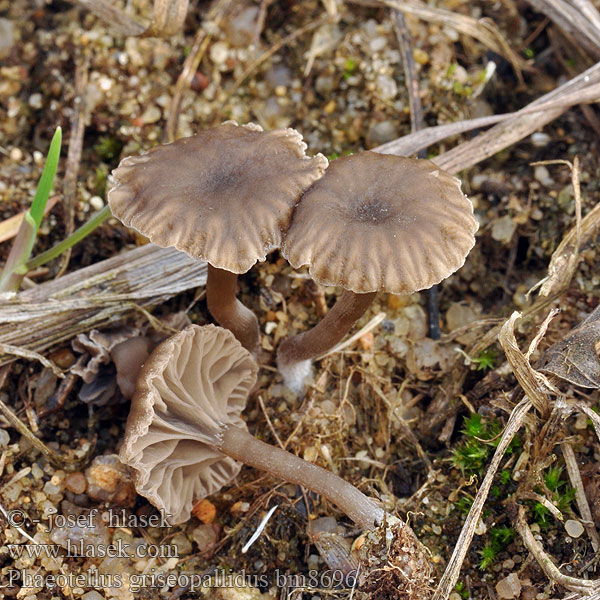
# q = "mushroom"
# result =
<box><xmin>119</xmin><ymin>324</ymin><xmax>384</xmax><ymax>528</ymax></box>
<box><xmin>108</xmin><ymin>122</ymin><xmax>327</xmax><ymax>355</ymax></box>
<box><xmin>278</xmin><ymin>151</ymin><xmax>478</xmax><ymax>391</ymax></box>
<box><xmin>110</xmin><ymin>337</ymin><xmax>152</xmax><ymax>399</ymax></box>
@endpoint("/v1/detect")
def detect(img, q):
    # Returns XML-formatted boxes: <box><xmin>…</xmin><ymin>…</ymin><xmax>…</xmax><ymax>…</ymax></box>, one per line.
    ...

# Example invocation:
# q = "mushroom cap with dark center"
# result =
<box><xmin>108</xmin><ymin>122</ymin><xmax>327</xmax><ymax>274</ymax></box>
<box><xmin>281</xmin><ymin>152</ymin><xmax>478</xmax><ymax>294</ymax></box>
<box><xmin>119</xmin><ymin>324</ymin><xmax>258</xmax><ymax>524</ymax></box>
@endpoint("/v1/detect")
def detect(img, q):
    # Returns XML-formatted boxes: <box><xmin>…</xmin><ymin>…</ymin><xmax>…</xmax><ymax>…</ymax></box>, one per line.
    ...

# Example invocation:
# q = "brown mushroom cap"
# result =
<box><xmin>119</xmin><ymin>324</ymin><xmax>257</xmax><ymax>524</ymax></box>
<box><xmin>281</xmin><ymin>152</ymin><xmax>478</xmax><ymax>294</ymax></box>
<box><xmin>108</xmin><ymin>122</ymin><xmax>327</xmax><ymax>274</ymax></box>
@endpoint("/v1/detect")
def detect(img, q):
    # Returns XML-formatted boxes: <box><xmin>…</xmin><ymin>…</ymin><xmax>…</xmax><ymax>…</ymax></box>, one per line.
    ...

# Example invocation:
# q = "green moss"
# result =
<box><xmin>94</xmin><ymin>135</ymin><xmax>123</xmax><ymax>161</ymax></box>
<box><xmin>452</xmin><ymin>414</ymin><xmax>520</xmax><ymax>475</ymax></box>
<box><xmin>342</xmin><ymin>57</ymin><xmax>357</xmax><ymax>80</ymax></box>
<box><xmin>472</xmin><ymin>348</ymin><xmax>497</xmax><ymax>371</ymax></box>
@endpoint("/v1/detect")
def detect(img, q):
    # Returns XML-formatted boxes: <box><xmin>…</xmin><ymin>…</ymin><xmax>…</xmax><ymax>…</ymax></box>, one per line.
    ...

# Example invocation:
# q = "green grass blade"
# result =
<box><xmin>24</xmin><ymin>205</ymin><xmax>112</xmax><ymax>272</ymax></box>
<box><xmin>0</xmin><ymin>127</ymin><xmax>62</xmax><ymax>293</ymax></box>
<box><xmin>29</xmin><ymin>126</ymin><xmax>62</xmax><ymax>229</ymax></box>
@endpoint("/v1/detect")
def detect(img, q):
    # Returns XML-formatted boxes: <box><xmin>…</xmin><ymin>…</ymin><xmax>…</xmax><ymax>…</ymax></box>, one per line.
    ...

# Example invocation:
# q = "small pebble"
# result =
<box><xmin>369</xmin><ymin>36</ymin><xmax>387</xmax><ymax>52</ymax></box>
<box><xmin>170</xmin><ymin>532</ymin><xmax>192</xmax><ymax>555</ymax></box>
<box><xmin>534</xmin><ymin>165</ymin><xmax>554</xmax><ymax>187</ymax></box>
<box><xmin>0</xmin><ymin>429</ymin><xmax>10</xmax><ymax>446</ymax></box>
<box><xmin>496</xmin><ymin>573</ymin><xmax>521</xmax><ymax>599</ymax></box>
<box><xmin>210</xmin><ymin>41</ymin><xmax>229</xmax><ymax>64</ymax></box>
<box><xmin>192</xmin><ymin>523</ymin><xmax>219</xmax><ymax>553</ymax></box>
<box><xmin>140</xmin><ymin>104</ymin><xmax>161</xmax><ymax>124</ymax></box>
<box><xmin>491</xmin><ymin>215</ymin><xmax>517</xmax><ymax>244</ymax></box>
<box><xmin>376</xmin><ymin>74</ymin><xmax>397</xmax><ymax>100</ymax></box>
<box><xmin>10</xmin><ymin>148</ymin><xmax>23</xmax><ymax>161</ymax></box>
<box><xmin>43</xmin><ymin>481</ymin><xmax>62</xmax><ymax>496</ymax></box>
<box><xmin>359</xmin><ymin>332</ymin><xmax>374</xmax><ymax>350</ymax></box>
<box><xmin>230</xmin><ymin>501</ymin><xmax>250</xmax><ymax>515</ymax></box>
<box><xmin>0</xmin><ymin>17</ymin><xmax>14</xmax><ymax>58</ymax></box>
<box><xmin>28</xmin><ymin>93</ymin><xmax>43</xmax><ymax>109</ymax></box>
<box><xmin>31</xmin><ymin>463</ymin><xmax>44</xmax><ymax>480</ymax></box>
<box><xmin>89</xmin><ymin>196</ymin><xmax>104</xmax><ymax>210</ymax></box>
<box><xmin>64</xmin><ymin>472</ymin><xmax>87</xmax><ymax>495</ymax></box>
<box><xmin>413</xmin><ymin>48</ymin><xmax>429</xmax><ymax>64</ymax></box>
<box><xmin>192</xmin><ymin>498</ymin><xmax>216</xmax><ymax>523</ymax></box>
<box><xmin>85</xmin><ymin>454</ymin><xmax>135</xmax><ymax>506</ymax></box>
<box><xmin>224</xmin><ymin>4</ymin><xmax>259</xmax><ymax>47</ymax></box>
<box><xmin>366</xmin><ymin>120</ymin><xmax>398</xmax><ymax>147</ymax></box>
<box><xmin>531</xmin><ymin>132</ymin><xmax>550</xmax><ymax>147</ymax></box>
<box><xmin>565</xmin><ymin>519</ymin><xmax>584</xmax><ymax>538</ymax></box>
<box><xmin>49</xmin><ymin>348</ymin><xmax>76</xmax><ymax>369</ymax></box>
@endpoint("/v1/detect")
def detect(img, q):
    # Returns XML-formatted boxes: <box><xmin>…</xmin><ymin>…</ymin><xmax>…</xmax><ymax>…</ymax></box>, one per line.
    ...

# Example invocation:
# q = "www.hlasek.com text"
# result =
<box><xmin>7</xmin><ymin>538</ymin><xmax>178</xmax><ymax>560</ymax></box>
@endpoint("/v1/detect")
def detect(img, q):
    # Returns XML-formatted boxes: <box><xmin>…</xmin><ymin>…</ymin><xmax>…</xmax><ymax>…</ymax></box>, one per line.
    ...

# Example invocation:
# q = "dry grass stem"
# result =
<box><xmin>427</xmin><ymin>62</ymin><xmax>600</xmax><ymax>174</ymax></box>
<box><xmin>376</xmin><ymin>83</ymin><xmax>600</xmax><ymax>158</ymax></box>
<box><xmin>513</xmin><ymin>504</ymin><xmax>599</xmax><ymax>594</ymax></box>
<box><xmin>354</xmin><ymin>0</ymin><xmax>524</xmax><ymax>79</ymax></box>
<box><xmin>524</xmin><ymin>0</ymin><xmax>600</xmax><ymax>59</ymax></box>
<box><xmin>561</xmin><ymin>441</ymin><xmax>600</xmax><ymax>551</ymax></box>
<box><xmin>574</xmin><ymin>402</ymin><xmax>600</xmax><ymax>441</ymax></box>
<box><xmin>0</xmin><ymin>197</ymin><xmax>60</xmax><ymax>244</ymax></box>
<box><xmin>258</xmin><ymin>394</ymin><xmax>285</xmax><ymax>450</ymax></box>
<box><xmin>519</xmin><ymin>490</ymin><xmax>564</xmax><ymax>520</ymax></box>
<box><xmin>432</xmin><ymin>399</ymin><xmax>532</xmax><ymax>600</ymax></box>
<box><xmin>164</xmin><ymin>0</ymin><xmax>230</xmax><ymax>142</ymax></box>
<box><xmin>570</xmin><ymin>0</ymin><xmax>600</xmax><ymax>34</ymax></box>
<box><xmin>56</xmin><ymin>59</ymin><xmax>88</xmax><ymax>277</ymax></box>
<box><xmin>525</xmin><ymin>307</ymin><xmax>560</xmax><ymax>360</ymax></box>
<box><xmin>393</xmin><ymin>10</ymin><xmax>424</xmax><ymax>134</ymax></box>
<box><xmin>0</xmin><ymin>343</ymin><xmax>65</xmax><ymax>377</ymax></box>
<box><xmin>318</xmin><ymin>312</ymin><xmax>386</xmax><ymax>359</ymax></box>
<box><xmin>529</xmin><ymin>158</ymin><xmax>588</xmax><ymax>298</ymax></box>
<box><xmin>499</xmin><ymin>311</ymin><xmax>558</xmax><ymax>416</ymax></box>
<box><xmin>0</xmin><ymin>375</ymin><xmax>93</xmax><ymax>471</ymax></box>
<box><xmin>0</xmin><ymin>244</ymin><xmax>207</xmax><ymax>366</ymax></box>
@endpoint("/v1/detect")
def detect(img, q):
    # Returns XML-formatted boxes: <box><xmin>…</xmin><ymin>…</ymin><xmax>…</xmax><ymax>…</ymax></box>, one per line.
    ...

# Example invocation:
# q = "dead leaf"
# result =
<box><xmin>539</xmin><ymin>305</ymin><xmax>600</xmax><ymax>388</ymax></box>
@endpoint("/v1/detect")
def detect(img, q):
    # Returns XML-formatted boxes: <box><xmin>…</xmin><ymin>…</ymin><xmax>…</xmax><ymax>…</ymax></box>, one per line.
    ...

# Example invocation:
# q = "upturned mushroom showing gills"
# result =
<box><xmin>278</xmin><ymin>151</ymin><xmax>479</xmax><ymax>392</ymax></box>
<box><xmin>119</xmin><ymin>324</ymin><xmax>384</xmax><ymax>528</ymax></box>
<box><xmin>107</xmin><ymin>122</ymin><xmax>327</xmax><ymax>356</ymax></box>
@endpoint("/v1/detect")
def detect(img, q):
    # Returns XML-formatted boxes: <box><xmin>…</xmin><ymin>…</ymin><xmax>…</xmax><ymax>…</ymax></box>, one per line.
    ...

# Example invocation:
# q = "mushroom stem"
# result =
<box><xmin>206</xmin><ymin>264</ymin><xmax>260</xmax><ymax>355</ymax></box>
<box><xmin>276</xmin><ymin>290</ymin><xmax>376</xmax><ymax>390</ymax></box>
<box><xmin>219</xmin><ymin>425</ymin><xmax>384</xmax><ymax>530</ymax></box>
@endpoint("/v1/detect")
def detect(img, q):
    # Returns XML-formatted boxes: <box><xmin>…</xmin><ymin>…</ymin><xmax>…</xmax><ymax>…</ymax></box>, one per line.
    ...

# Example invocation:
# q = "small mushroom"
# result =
<box><xmin>278</xmin><ymin>152</ymin><xmax>478</xmax><ymax>391</ymax></box>
<box><xmin>72</xmin><ymin>328</ymin><xmax>138</xmax><ymax>384</ymax></box>
<box><xmin>120</xmin><ymin>324</ymin><xmax>384</xmax><ymax>528</ymax></box>
<box><xmin>110</xmin><ymin>337</ymin><xmax>151</xmax><ymax>399</ymax></box>
<box><xmin>108</xmin><ymin>122</ymin><xmax>327</xmax><ymax>355</ymax></box>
